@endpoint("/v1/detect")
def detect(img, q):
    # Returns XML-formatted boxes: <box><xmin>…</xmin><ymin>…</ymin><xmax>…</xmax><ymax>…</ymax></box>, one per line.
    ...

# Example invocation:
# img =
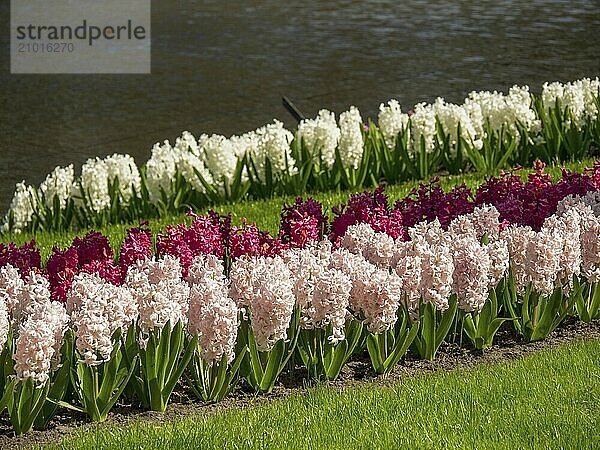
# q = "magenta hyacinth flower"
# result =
<box><xmin>46</xmin><ymin>246</ymin><xmax>79</xmax><ymax>303</ymax></box>
<box><xmin>156</xmin><ymin>211</ymin><xmax>225</xmax><ymax>276</ymax></box>
<box><xmin>72</xmin><ymin>231</ymin><xmax>114</xmax><ymax>267</ymax></box>
<box><xmin>119</xmin><ymin>224</ymin><xmax>153</xmax><ymax>271</ymax></box>
<box><xmin>280</xmin><ymin>197</ymin><xmax>328</xmax><ymax>248</ymax></box>
<box><xmin>331</xmin><ymin>186</ymin><xmax>406</xmax><ymax>242</ymax></box>
<box><xmin>0</xmin><ymin>240</ymin><xmax>42</xmax><ymax>279</ymax></box>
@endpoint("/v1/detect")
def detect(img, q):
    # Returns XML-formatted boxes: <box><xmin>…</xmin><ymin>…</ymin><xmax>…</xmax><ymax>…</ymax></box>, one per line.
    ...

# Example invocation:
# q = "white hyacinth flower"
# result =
<box><xmin>254</xmin><ymin>120</ymin><xmax>296</xmax><ymax>179</ymax></box>
<box><xmin>175</xmin><ymin>130</ymin><xmax>200</xmax><ymax>155</ymax></box>
<box><xmin>409</xmin><ymin>102</ymin><xmax>437</xmax><ymax>156</ymax></box>
<box><xmin>79</xmin><ymin>157</ymin><xmax>110</xmax><ymax>212</ymax></box>
<box><xmin>297</xmin><ymin>109</ymin><xmax>340</xmax><ymax>169</ymax></box>
<box><xmin>432</xmin><ymin>98</ymin><xmax>482</xmax><ymax>153</ymax></box>
<box><xmin>378</xmin><ymin>99</ymin><xmax>410</xmax><ymax>149</ymax></box>
<box><xmin>178</xmin><ymin>151</ymin><xmax>214</xmax><ymax>193</ymax></box>
<box><xmin>581</xmin><ymin>77</ymin><xmax>600</xmax><ymax>121</ymax></box>
<box><xmin>104</xmin><ymin>154</ymin><xmax>142</xmax><ymax>205</ymax></box>
<box><xmin>2</xmin><ymin>181</ymin><xmax>36</xmax><ymax>233</ymax></box>
<box><xmin>199</xmin><ymin>134</ymin><xmax>239</xmax><ymax>189</ymax></box>
<box><xmin>542</xmin><ymin>78</ymin><xmax>600</xmax><ymax>129</ymax></box>
<box><xmin>145</xmin><ymin>140</ymin><xmax>179</xmax><ymax>204</ymax></box>
<box><xmin>337</xmin><ymin>106</ymin><xmax>364</xmax><ymax>170</ymax></box>
<box><xmin>39</xmin><ymin>164</ymin><xmax>75</xmax><ymax>210</ymax></box>
<box><xmin>464</xmin><ymin>85</ymin><xmax>540</xmax><ymax>141</ymax></box>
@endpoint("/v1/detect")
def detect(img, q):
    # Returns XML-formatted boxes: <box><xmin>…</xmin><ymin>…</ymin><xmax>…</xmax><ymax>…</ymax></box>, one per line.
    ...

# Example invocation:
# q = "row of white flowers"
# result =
<box><xmin>3</xmin><ymin>77</ymin><xmax>599</xmax><ymax>233</ymax></box>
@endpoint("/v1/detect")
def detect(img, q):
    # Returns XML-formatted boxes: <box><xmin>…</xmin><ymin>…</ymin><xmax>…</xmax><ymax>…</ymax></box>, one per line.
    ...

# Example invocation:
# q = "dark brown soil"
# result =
<box><xmin>1</xmin><ymin>318</ymin><xmax>599</xmax><ymax>450</ymax></box>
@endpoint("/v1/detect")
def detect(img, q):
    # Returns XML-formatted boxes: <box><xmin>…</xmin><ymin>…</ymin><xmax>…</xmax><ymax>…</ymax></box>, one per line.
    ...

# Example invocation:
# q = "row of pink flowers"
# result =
<box><xmin>0</xmin><ymin>191</ymin><xmax>597</xmax><ymax>385</ymax></box>
<box><xmin>0</xmin><ymin>162</ymin><xmax>598</xmax><ymax>385</ymax></box>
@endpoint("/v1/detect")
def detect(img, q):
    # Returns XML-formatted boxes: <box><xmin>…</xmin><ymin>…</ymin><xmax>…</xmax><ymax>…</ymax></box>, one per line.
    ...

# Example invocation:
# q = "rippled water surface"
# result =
<box><xmin>1</xmin><ymin>0</ymin><xmax>599</xmax><ymax>210</ymax></box>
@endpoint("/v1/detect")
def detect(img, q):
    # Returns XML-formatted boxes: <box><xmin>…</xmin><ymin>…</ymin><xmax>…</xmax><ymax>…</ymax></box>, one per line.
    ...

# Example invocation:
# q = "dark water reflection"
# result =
<box><xmin>1</xmin><ymin>0</ymin><xmax>599</xmax><ymax>210</ymax></box>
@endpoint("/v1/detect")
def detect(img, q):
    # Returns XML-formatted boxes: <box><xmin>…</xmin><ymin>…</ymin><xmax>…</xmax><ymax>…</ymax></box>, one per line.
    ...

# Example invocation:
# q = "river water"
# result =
<box><xmin>1</xmin><ymin>0</ymin><xmax>599</xmax><ymax>211</ymax></box>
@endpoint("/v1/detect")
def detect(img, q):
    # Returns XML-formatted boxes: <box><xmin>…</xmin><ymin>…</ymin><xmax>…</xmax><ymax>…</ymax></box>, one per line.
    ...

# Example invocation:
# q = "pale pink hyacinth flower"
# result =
<box><xmin>526</xmin><ymin>230</ymin><xmax>562</xmax><ymax>297</ymax></box>
<box><xmin>356</xmin><ymin>268</ymin><xmax>403</xmax><ymax>333</ymax></box>
<box><xmin>140</xmin><ymin>253</ymin><xmax>184</xmax><ymax>285</ymax></box>
<box><xmin>188</xmin><ymin>278</ymin><xmax>239</xmax><ymax>365</ymax></box>
<box><xmin>331</xmin><ymin>246</ymin><xmax>402</xmax><ymax>332</ymax></box>
<box><xmin>580</xmin><ymin>190</ymin><xmax>600</xmax><ymax>215</ymax></box>
<box><xmin>365</xmin><ymin>232</ymin><xmax>396</xmax><ymax>269</ymax></box>
<box><xmin>187</xmin><ymin>254</ymin><xmax>238</xmax><ymax>364</ymax></box>
<box><xmin>250</xmin><ymin>256</ymin><xmax>296</xmax><ymax>352</ymax></box>
<box><xmin>229</xmin><ymin>256</ymin><xmax>295</xmax><ymax>352</ymax></box>
<box><xmin>449</xmin><ymin>235</ymin><xmax>492</xmax><ymax>313</ymax></box>
<box><xmin>408</xmin><ymin>219</ymin><xmax>449</xmax><ymax>246</ymax></box>
<box><xmin>419</xmin><ymin>241</ymin><xmax>454</xmax><ymax>310</ymax></box>
<box><xmin>186</xmin><ymin>254</ymin><xmax>226</xmax><ymax>285</ymax></box>
<box><xmin>0</xmin><ymin>264</ymin><xmax>24</xmax><ymax>318</ymax></box>
<box><xmin>447</xmin><ymin>215</ymin><xmax>477</xmax><ymax>240</ymax></box>
<box><xmin>469</xmin><ymin>204</ymin><xmax>503</xmax><ymax>241</ymax></box>
<box><xmin>308</xmin><ymin>268</ymin><xmax>352</xmax><ymax>344</ymax></box>
<box><xmin>502</xmin><ymin>225</ymin><xmax>537</xmax><ymax>295</ymax></box>
<box><xmin>448</xmin><ymin>205</ymin><xmax>509</xmax><ymax>292</ymax></box>
<box><xmin>555</xmin><ymin>194</ymin><xmax>600</xmax><ymax>282</ymax></box>
<box><xmin>68</xmin><ymin>272</ymin><xmax>137</xmax><ymax>365</ymax></box>
<box><xmin>580</xmin><ymin>212</ymin><xmax>600</xmax><ymax>282</ymax></box>
<box><xmin>341</xmin><ymin>223</ymin><xmax>396</xmax><ymax>269</ymax></box>
<box><xmin>340</xmin><ymin>223</ymin><xmax>374</xmax><ymax>257</ymax></box>
<box><xmin>486</xmin><ymin>239</ymin><xmax>510</xmax><ymax>287</ymax></box>
<box><xmin>69</xmin><ymin>280</ymin><xmax>112</xmax><ymax>365</ymax></box>
<box><xmin>393</xmin><ymin>240</ymin><xmax>423</xmax><ymax>318</ymax></box>
<box><xmin>12</xmin><ymin>271</ymin><xmax>51</xmax><ymax>325</ymax></box>
<box><xmin>409</xmin><ymin>220</ymin><xmax>454</xmax><ymax>310</ymax></box>
<box><xmin>282</xmin><ymin>241</ymin><xmax>332</xmax><ymax>328</ymax></box>
<box><xmin>330</xmin><ymin>247</ymin><xmax>377</xmax><ymax>311</ymax></box>
<box><xmin>329</xmin><ymin>246</ymin><xmax>374</xmax><ymax>281</ymax></box>
<box><xmin>555</xmin><ymin>190</ymin><xmax>600</xmax><ymax>217</ymax></box>
<box><xmin>393</xmin><ymin>220</ymin><xmax>454</xmax><ymax>315</ymax></box>
<box><xmin>0</xmin><ymin>295</ymin><xmax>9</xmax><ymax>352</ymax></box>
<box><xmin>126</xmin><ymin>255</ymin><xmax>190</xmax><ymax>341</ymax></box>
<box><xmin>555</xmin><ymin>194</ymin><xmax>587</xmax><ymax>216</ymax></box>
<box><xmin>13</xmin><ymin>300</ymin><xmax>69</xmax><ymax>384</ymax></box>
<box><xmin>448</xmin><ymin>204</ymin><xmax>502</xmax><ymax>242</ymax></box>
<box><xmin>557</xmin><ymin>193</ymin><xmax>600</xmax><ymax>216</ymax></box>
<box><xmin>228</xmin><ymin>257</ymin><xmax>256</xmax><ymax>309</ymax></box>
<box><xmin>103</xmin><ymin>286</ymin><xmax>137</xmax><ymax>334</ymax></box>
<box><xmin>556</xmin><ymin>191</ymin><xmax>600</xmax><ymax>215</ymax></box>
<box><xmin>282</xmin><ymin>247</ymin><xmax>319</xmax><ymax>315</ymax></box>
<box><xmin>542</xmin><ymin>209</ymin><xmax>582</xmax><ymax>289</ymax></box>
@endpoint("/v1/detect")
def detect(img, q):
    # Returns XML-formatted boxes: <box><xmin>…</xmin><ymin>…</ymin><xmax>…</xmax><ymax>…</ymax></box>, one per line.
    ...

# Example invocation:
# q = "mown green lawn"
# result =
<box><xmin>43</xmin><ymin>338</ymin><xmax>600</xmax><ymax>450</ymax></box>
<box><xmin>1</xmin><ymin>158</ymin><xmax>595</xmax><ymax>262</ymax></box>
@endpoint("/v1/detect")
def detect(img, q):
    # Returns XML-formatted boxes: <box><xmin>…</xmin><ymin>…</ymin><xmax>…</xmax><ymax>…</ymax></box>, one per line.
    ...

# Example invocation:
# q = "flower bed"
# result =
<box><xmin>3</xmin><ymin>78</ymin><xmax>599</xmax><ymax>234</ymax></box>
<box><xmin>0</xmin><ymin>161</ymin><xmax>598</xmax><ymax>434</ymax></box>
